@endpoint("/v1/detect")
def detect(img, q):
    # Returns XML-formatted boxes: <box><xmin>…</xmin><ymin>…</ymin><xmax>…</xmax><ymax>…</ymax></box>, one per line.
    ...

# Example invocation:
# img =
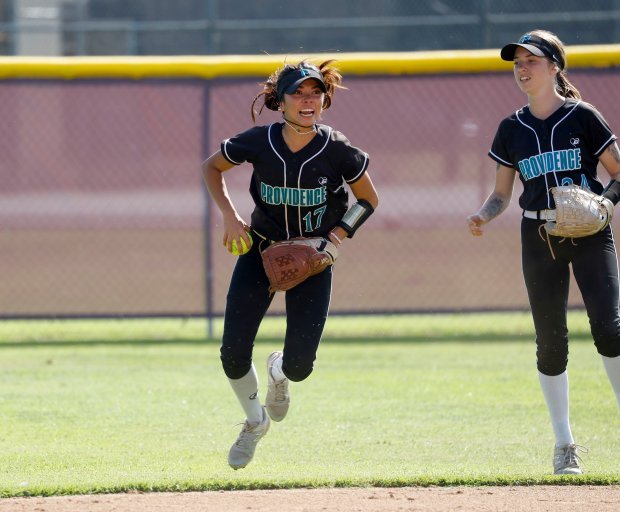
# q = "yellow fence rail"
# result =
<box><xmin>0</xmin><ymin>45</ymin><xmax>619</xmax><ymax>80</ymax></box>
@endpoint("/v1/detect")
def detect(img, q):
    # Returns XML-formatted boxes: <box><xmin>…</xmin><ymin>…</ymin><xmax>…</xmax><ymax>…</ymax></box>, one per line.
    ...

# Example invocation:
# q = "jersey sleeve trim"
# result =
<box><xmin>488</xmin><ymin>150</ymin><xmax>512</xmax><ymax>167</ymax></box>
<box><xmin>345</xmin><ymin>152</ymin><xmax>369</xmax><ymax>184</ymax></box>
<box><xmin>221</xmin><ymin>138</ymin><xmax>243</xmax><ymax>165</ymax></box>
<box><xmin>594</xmin><ymin>134</ymin><xmax>618</xmax><ymax>157</ymax></box>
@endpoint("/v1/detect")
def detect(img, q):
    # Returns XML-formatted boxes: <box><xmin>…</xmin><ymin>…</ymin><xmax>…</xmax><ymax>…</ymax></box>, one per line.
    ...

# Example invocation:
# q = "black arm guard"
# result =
<box><xmin>602</xmin><ymin>179</ymin><xmax>620</xmax><ymax>205</ymax></box>
<box><xmin>337</xmin><ymin>199</ymin><xmax>375</xmax><ymax>238</ymax></box>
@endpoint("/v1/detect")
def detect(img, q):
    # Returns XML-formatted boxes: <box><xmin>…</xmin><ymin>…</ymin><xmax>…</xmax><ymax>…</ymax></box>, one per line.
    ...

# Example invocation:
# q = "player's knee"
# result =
<box><xmin>220</xmin><ymin>354</ymin><xmax>252</xmax><ymax>380</ymax></box>
<box><xmin>591</xmin><ymin>319</ymin><xmax>620</xmax><ymax>358</ymax></box>
<box><xmin>282</xmin><ymin>357</ymin><xmax>314</xmax><ymax>382</ymax></box>
<box><xmin>536</xmin><ymin>337</ymin><xmax>568</xmax><ymax>375</ymax></box>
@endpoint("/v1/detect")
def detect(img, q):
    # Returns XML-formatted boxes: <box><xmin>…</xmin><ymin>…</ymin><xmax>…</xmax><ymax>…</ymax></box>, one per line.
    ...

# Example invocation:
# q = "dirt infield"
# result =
<box><xmin>1</xmin><ymin>486</ymin><xmax>619</xmax><ymax>512</ymax></box>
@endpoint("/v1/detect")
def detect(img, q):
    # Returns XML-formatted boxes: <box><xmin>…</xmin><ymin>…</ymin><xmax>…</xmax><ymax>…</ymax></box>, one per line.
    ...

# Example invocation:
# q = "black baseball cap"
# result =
<box><xmin>276</xmin><ymin>65</ymin><xmax>327</xmax><ymax>100</ymax></box>
<box><xmin>501</xmin><ymin>33</ymin><xmax>565</xmax><ymax>70</ymax></box>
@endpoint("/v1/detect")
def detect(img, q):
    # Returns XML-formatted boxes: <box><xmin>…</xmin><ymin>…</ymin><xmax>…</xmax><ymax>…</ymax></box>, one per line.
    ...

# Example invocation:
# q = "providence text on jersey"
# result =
<box><xmin>518</xmin><ymin>148</ymin><xmax>581</xmax><ymax>180</ymax></box>
<box><xmin>260</xmin><ymin>182</ymin><xmax>327</xmax><ymax>206</ymax></box>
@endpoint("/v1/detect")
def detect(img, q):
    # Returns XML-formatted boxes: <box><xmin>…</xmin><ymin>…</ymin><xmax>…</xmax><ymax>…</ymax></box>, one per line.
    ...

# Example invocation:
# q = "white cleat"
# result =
<box><xmin>553</xmin><ymin>443</ymin><xmax>587</xmax><ymax>475</ymax></box>
<box><xmin>228</xmin><ymin>407</ymin><xmax>270</xmax><ymax>470</ymax></box>
<box><xmin>265</xmin><ymin>351</ymin><xmax>290</xmax><ymax>422</ymax></box>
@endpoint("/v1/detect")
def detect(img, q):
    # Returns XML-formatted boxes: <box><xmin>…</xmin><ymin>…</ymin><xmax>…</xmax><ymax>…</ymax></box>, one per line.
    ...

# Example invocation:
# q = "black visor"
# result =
<box><xmin>276</xmin><ymin>66</ymin><xmax>327</xmax><ymax>101</ymax></box>
<box><xmin>501</xmin><ymin>34</ymin><xmax>564</xmax><ymax>70</ymax></box>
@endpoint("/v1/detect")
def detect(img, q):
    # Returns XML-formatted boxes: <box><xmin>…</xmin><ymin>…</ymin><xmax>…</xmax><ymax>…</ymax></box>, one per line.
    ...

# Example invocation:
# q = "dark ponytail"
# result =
<box><xmin>556</xmin><ymin>72</ymin><xmax>581</xmax><ymax>100</ymax></box>
<box><xmin>529</xmin><ymin>29</ymin><xmax>581</xmax><ymax>100</ymax></box>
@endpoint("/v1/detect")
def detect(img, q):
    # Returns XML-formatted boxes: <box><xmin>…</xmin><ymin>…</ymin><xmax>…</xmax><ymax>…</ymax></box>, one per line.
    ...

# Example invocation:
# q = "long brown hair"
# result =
<box><xmin>527</xmin><ymin>29</ymin><xmax>581</xmax><ymax>100</ymax></box>
<box><xmin>251</xmin><ymin>60</ymin><xmax>344</xmax><ymax>122</ymax></box>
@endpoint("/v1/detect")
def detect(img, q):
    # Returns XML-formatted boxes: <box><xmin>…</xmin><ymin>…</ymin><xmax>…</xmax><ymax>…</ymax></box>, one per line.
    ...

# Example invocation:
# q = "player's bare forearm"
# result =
<box><xmin>350</xmin><ymin>173</ymin><xmax>379</xmax><ymax>210</ymax></box>
<box><xmin>482</xmin><ymin>164</ymin><xmax>516</xmax><ymax>219</ymax></box>
<box><xmin>204</xmin><ymin>167</ymin><xmax>236</xmax><ymax>217</ymax></box>
<box><xmin>477</xmin><ymin>193</ymin><xmax>510</xmax><ymax>222</ymax></box>
<box><xmin>467</xmin><ymin>164</ymin><xmax>515</xmax><ymax>236</ymax></box>
<box><xmin>202</xmin><ymin>152</ymin><xmax>239</xmax><ymax>218</ymax></box>
<box><xmin>329</xmin><ymin>173</ymin><xmax>379</xmax><ymax>246</ymax></box>
<box><xmin>467</xmin><ymin>193</ymin><xmax>509</xmax><ymax>237</ymax></box>
<box><xmin>202</xmin><ymin>151</ymin><xmax>251</xmax><ymax>247</ymax></box>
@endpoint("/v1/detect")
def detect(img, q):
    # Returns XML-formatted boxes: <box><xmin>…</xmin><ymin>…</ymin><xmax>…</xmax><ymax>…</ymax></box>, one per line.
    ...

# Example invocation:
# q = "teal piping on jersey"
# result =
<box><xmin>515</xmin><ymin>100</ymin><xmax>580</xmax><ymax>210</ymax></box>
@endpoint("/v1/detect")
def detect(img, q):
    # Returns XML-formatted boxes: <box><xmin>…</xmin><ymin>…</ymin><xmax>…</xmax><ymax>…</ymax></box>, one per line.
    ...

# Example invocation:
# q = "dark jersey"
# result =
<box><xmin>489</xmin><ymin>99</ymin><xmax>617</xmax><ymax>211</ymax></box>
<box><xmin>221</xmin><ymin>122</ymin><xmax>369</xmax><ymax>241</ymax></box>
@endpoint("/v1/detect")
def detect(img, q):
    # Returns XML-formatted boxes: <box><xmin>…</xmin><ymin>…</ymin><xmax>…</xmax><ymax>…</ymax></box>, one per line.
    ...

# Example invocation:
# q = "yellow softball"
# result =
<box><xmin>230</xmin><ymin>233</ymin><xmax>253</xmax><ymax>256</ymax></box>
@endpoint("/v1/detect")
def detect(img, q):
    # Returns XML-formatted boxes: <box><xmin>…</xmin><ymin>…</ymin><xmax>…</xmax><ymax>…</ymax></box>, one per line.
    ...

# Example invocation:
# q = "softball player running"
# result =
<box><xmin>202</xmin><ymin>60</ymin><xmax>379</xmax><ymax>470</ymax></box>
<box><xmin>467</xmin><ymin>29</ymin><xmax>620</xmax><ymax>474</ymax></box>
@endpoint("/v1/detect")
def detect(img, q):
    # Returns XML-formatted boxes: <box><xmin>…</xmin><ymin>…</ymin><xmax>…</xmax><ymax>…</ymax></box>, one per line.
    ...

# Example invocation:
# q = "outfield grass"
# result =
<box><xmin>0</xmin><ymin>311</ymin><xmax>619</xmax><ymax>497</ymax></box>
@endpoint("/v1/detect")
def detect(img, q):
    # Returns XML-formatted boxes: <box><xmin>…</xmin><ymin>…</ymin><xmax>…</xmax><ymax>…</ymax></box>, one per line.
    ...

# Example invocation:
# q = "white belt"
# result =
<box><xmin>523</xmin><ymin>209</ymin><xmax>556</xmax><ymax>221</ymax></box>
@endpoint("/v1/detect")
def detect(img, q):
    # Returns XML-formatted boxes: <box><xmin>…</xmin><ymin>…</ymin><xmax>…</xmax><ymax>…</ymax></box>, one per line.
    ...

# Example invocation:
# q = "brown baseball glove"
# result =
<box><xmin>261</xmin><ymin>237</ymin><xmax>338</xmax><ymax>293</ymax></box>
<box><xmin>545</xmin><ymin>185</ymin><xmax>613</xmax><ymax>238</ymax></box>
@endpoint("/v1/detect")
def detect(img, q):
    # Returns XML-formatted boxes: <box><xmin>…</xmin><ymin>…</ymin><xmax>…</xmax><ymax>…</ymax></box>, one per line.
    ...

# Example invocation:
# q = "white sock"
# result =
<box><xmin>538</xmin><ymin>371</ymin><xmax>574</xmax><ymax>447</ymax></box>
<box><xmin>270</xmin><ymin>353</ymin><xmax>286</xmax><ymax>382</ymax></box>
<box><xmin>228</xmin><ymin>364</ymin><xmax>263</xmax><ymax>424</ymax></box>
<box><xmin>601</xmin><ymin>355</ymin><xmax>620</xmax><ymax>410</ymax></box>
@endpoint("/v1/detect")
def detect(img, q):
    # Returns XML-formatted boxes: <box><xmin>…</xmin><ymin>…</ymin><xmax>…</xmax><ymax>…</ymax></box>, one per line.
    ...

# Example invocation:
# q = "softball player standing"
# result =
<box><xmin>467</xmin><ymin>30</ymin><xmax>620</xmax><ymax>474</ymax></box>
<box><xmin>202</xmin><ymin>60</ymin><xmax>379</xmax><ymax>470</ymax></box>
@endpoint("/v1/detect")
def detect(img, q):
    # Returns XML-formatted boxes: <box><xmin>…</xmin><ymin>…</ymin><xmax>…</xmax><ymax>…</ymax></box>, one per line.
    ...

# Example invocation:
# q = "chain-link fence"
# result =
<box><xmin>2</xmin><ymin>59</ymin><xmax>620</xmax><ymax>318</ymax></box>
<box><xmin>3</xmin><ymin>0</ymin><xmax>620</xmax><ymax>56</ymax></box>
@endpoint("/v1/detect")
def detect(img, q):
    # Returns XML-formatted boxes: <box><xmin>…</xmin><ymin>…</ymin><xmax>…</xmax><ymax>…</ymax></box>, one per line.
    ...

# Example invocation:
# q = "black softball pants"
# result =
<box><xmin>220</xmin><ymin>237</ymin><xmax>333</xmax><ymax>381</ymax></box>
<box><xmin>521</xmin><ymin>218</ymin><xmax>620</xmax><ymax>376</ymax></box>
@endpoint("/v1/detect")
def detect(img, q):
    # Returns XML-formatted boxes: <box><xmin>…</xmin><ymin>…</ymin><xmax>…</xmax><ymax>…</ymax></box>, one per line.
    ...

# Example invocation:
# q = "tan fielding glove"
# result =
<box><xmin>545</xmin><ymin>185</ymin><xmax>613</xmax><ymax>238</ymax></box>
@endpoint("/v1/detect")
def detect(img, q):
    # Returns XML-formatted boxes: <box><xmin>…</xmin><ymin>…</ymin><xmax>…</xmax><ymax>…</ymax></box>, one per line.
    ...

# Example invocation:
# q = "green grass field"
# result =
<box><xmin>0</xmin><ymin>311</ymin><xmax>619</xmax><ymax>497</ymax></box>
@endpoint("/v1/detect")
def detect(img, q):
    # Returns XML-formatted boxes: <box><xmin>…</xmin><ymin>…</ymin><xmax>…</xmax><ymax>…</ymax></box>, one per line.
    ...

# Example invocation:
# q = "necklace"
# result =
<box><xmin>283</xmin><ymin>118</ymin><xmax>317</xmax><ymax>135</ymax></box>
